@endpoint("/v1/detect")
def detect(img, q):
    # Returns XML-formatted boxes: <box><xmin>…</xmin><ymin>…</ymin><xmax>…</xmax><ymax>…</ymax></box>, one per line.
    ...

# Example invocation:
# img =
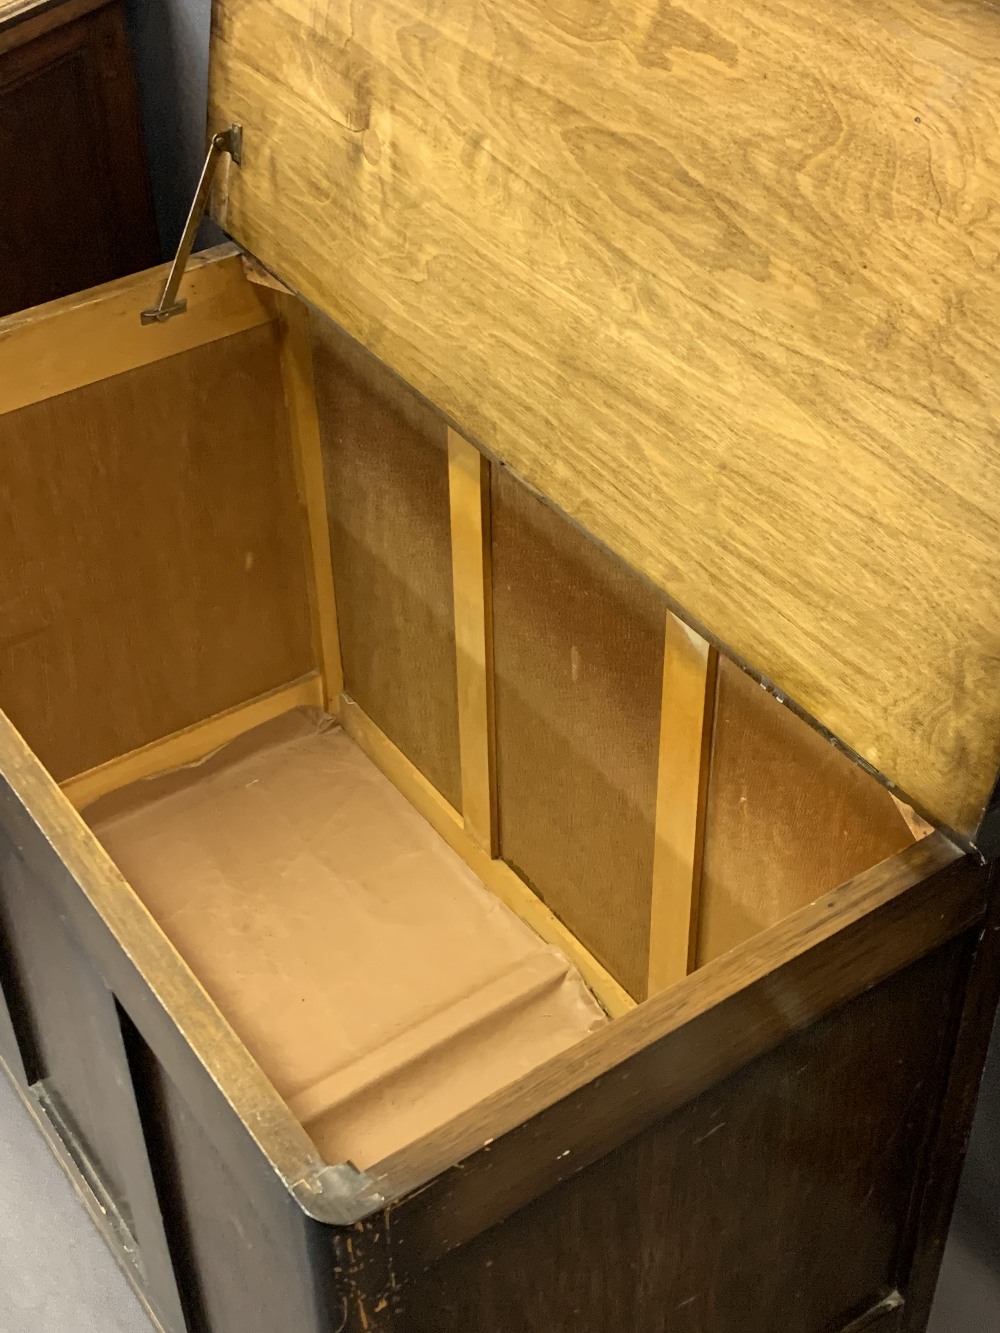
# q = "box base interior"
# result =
<box><xmin>84</xmin><ymin>709</ymin><xmax>606</xmax><ymax>1169</ymax></box>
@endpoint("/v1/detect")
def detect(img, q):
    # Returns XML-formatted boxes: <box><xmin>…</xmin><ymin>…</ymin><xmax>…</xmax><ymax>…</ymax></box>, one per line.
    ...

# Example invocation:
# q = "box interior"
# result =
<box><xmin>83</xmin><ymin>709</ymin><xmax>605</xmax><ymax>1169</ymax></box>
<box><xmin>0</xmin><ymin>276</ymin><xmax>927</xmax><ymax>1169</ymax></box>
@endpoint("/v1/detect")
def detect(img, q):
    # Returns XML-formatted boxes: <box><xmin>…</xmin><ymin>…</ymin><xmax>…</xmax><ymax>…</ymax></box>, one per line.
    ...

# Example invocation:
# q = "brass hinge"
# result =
<box><xmin>140</xmin><ymin>123</ymin><xmax>243</xmax><ymax>325</ymax></box>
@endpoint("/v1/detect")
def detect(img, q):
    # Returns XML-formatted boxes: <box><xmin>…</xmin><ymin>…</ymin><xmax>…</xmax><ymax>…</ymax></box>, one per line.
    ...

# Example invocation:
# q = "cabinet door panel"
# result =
<box><xmin>0</xmin><ymin>0</ymin><xmax>158</xmax><ymax>316</ymax></box>
<box><xmin>0</xmin><ymin>833</ymin><xmax>186</xmax><ymax>1332</ymax></box>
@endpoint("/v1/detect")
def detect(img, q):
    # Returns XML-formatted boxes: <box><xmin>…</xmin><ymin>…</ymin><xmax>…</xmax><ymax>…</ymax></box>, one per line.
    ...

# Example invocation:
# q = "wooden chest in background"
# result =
<box><xmin>0</xmin><ymin>0</ymin><xmax>158</xmax><ymax>317</ymax></box>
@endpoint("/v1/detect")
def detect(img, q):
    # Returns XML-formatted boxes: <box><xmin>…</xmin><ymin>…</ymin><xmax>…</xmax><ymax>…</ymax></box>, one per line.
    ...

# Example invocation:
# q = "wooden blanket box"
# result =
<box><xmin>4</xmin><ymin>2</ymin><xmax>1000</xmax><ymax>1330</ymax></box>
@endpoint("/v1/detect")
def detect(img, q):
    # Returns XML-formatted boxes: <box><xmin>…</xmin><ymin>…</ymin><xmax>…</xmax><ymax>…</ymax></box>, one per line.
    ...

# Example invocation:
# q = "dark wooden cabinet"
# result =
<box><xmin>0</xmin><ymin>0</ymin><xmax>158</xmax><ymax>317</ymax></box>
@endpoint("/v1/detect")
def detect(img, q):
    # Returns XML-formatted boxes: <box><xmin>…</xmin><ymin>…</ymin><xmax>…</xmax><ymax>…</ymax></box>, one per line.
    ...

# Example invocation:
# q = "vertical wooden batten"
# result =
<box><xmin>647</xmin><ymin>614</ymin><xmax>717</xmax><ymax>996</ymax></box>
<box><xmin>276</xmin><ymin>296</ymin><xmax>344</xmax><ymax>712</ymax></box>
<box><xmin>447</xmin><ymin>430</ymin><xmax>497</xmax><ymax>854</ymax></box>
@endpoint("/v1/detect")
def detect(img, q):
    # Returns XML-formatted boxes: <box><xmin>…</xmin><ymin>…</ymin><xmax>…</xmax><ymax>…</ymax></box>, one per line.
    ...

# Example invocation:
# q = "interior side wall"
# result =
<box><xmin>308</xmin><ymin>313</ymin><xmax>922</xmax><ymax>999</ymax></box>
<box><xmin>312</xmin><ymin>315</ymin><xmax>463</xmax><ymax>810</ymax></box>
<box><xmin>698</xmin><ymin>659</ymin><xmax>917</xmax><ymax>966</ymax></box>
<box><xmin>0</xmin><ymin>323</ymin><xmax>314</xmax><ymax>780</ymax></box>
<box><xmin>491</xmin><ymin>466</ymin><xmax>664</xmax><ymax>1002</ymax></box>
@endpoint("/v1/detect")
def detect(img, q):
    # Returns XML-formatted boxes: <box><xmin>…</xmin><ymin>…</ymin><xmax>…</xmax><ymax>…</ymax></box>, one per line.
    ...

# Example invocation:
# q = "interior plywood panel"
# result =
<box><xmin>209</xmin><ymin>0</ymin><xmax>1000</xmax><ymax>837</ymax></box>
<box><xmin>492</xmin><ymin>467</ymin><xmax>664</xmax><ymax>1002</ymax></box>
<box><xmin>696</xmin><ymin>657</ymin><xmax>917</xmax><ymax>967</ymax></box>
<box><xmin>0</xmin><ymin>324</ymin><xmax>313</xmax><ymax>780</ymax></box>
<box><xmin>312</xmin><ymin>314</ymin><xmax>462</xmax><ymax>808</ymax></box>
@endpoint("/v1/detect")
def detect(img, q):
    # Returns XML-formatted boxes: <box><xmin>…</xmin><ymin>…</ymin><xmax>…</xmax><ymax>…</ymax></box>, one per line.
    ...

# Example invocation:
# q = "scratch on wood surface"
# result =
<box><xmin>692</xmin><ymin>1121</ymin><xmax>726</xmax><ymax>1145</ymax></box>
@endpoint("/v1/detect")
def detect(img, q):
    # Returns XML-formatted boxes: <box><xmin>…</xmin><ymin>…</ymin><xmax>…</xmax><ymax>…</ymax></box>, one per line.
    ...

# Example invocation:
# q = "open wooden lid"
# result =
<box><xmin>208</xmin><ymin>0</ymin><xmax>1000</xmax><ymax>845</ymax></box>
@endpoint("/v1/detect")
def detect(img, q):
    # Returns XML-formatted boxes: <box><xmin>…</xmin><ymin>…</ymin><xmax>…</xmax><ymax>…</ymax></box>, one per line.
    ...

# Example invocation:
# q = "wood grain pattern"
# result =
<box><xmin>447</xmin><ymin>431</ymin><xmax>496</xmax><ymax>853</ymax></box>
<box><xmin>492</xmin><ymin>465</ymin><xmax>664</xmax><ymax>1002</ymax></box>
<box><xmin>697</xmin><ymin>658</ymin><xmax>918</xmax><ymax>966</ymax></box>
<box><xmin>60</xmin><ymin>675</ymin><xmax>323</xmax><ymax>809</ymax></box>
<box><xmin>208</xmin><ymin>0</ymin><xmax>1000</xmax><ymax>836</ymax></box>
<box><xmin>647</xmin><ymin>615</ymin><xmax>716</xmax><ymax>995</ymax></box>
<box><xmin>0</xmin><ymin>247</ymin><xmax>271</xmax><ymax>414</ymax></box>
<box><xmin>338</xmin><ymin>694</ymin><xmax>636</xmax><ymax>1018</ymax></box>
<box><xmin>313</xmin><ymin>313</ymin><xmax>463</xmax><ymax>808</ymax></box>
<box><xmin>399</xmin><ymin>937</ymin><xmax>971</xmax><ymax>1333</ymax></box>
<box><xmin>0</xmin><ymin>324</ymin><xmax>315</xmax><ymax>780</ymax></box>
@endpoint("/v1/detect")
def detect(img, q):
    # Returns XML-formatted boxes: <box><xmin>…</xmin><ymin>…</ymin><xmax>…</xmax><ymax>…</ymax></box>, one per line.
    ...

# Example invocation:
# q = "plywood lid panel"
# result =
<box><xmin>208</xmin><ymin>0</ymin><xmax>1000</xmax><ymax>838</ymax></box>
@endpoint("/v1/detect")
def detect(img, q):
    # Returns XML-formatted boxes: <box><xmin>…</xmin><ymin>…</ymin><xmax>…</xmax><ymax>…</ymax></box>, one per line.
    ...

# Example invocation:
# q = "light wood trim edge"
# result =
<box><xmin>647</xmin><ymin>615</ymin><xmax>718</xmax><ymax>996</ymax></box>
<box><xmin>0</xmin><ymin>245</ymin><xmax>272</xmax><ymax>416</ymax></box>
<box><xmin>447</xmin><ymin>429</ymin><xmax>497</xmax><ymax>852</ymax></box>
<box><xmin>60</xmin><ymin>674</ymin><xmax>323</xmax><ymax>809</ymax></box>
<box><xmin>276</xmin><ymin>294</ymin><xmax>344</xmax><ymax>710</ymax></box>
<box><xmin>339</xmin><ymin>694</ymin><xmax>636</xmax><ymax>1019</ymax></box>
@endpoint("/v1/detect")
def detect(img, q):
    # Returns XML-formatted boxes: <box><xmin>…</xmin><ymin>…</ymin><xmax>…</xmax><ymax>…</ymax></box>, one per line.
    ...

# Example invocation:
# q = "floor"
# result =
<box><xmin>930</xmin><ymin>1225</ymin><xmax>1000</xmax><ymax>1332</ymax></box>
<box><xmin>0</xmin><ymin>1075</ymin><xmax>147</xmax><ymax>1333</ymax></box>
<box><xmin>0</xmin><ymin>1069</ymin><xmax>995</xmax><ymax>1331</ymax></box>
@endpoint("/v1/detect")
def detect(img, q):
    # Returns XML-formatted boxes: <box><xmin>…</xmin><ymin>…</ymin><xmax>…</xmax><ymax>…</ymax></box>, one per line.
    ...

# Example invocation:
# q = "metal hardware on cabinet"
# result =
<box><xmin>140</xmin><ymin>123</ymin><xmax>243</xmax><ymax>325</ymax></box>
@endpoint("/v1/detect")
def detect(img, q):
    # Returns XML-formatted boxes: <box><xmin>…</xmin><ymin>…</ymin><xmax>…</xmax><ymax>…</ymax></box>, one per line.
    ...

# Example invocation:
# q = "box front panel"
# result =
<box><xmin>0</xmin><ymin>917</ymin><xmax>24</xmax><ymax>1085</ymax></box>
<box><xmin>0</xmin><ymin>830</ymin><xmax>187</xmax><ymax>1331</ymax></box>
<box><xmin>121</xmin><ymin>1011</ymin><xmax>340</xmax><ymax>1333</ymax></box>
<box><xmin>399</xmin><ymin>932</ymin><xmax>973</xmax><ymax>1332</ymax></box>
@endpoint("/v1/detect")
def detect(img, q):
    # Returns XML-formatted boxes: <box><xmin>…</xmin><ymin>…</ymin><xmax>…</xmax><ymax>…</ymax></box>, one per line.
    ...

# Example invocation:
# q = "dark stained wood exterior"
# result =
<box><xmin>0</xmin><ymin>835</ymin><xmax>186</xmax><ymax>1330</ymax></box>
<box><xmin>895</xmin><ymin>869</ymin><xmax>1000</xmax><ymax>1332</ymax></box>
<box><xmin>399</xmin><ymin>936</ymin><xmax>973</xmax><ymax>1333</ymax></box>
<box><xmin>0</xmin><ymin>919</ymin><xmax>25</xmax><ymax>1086</ymax></box>
<box><xmin>0</xmin><ymin>0</ymin><xmax>159</xmax><ymax>317</ymax></box>
<box><xmin>121</xmin><ymin>1013</ymin><xmax>341</xmax><ymax>1333</ymax></box>
<box><xmin>371</xmin><ymin>840</ymin><xmax>989</xmax><ymax>1270</ymax></box>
